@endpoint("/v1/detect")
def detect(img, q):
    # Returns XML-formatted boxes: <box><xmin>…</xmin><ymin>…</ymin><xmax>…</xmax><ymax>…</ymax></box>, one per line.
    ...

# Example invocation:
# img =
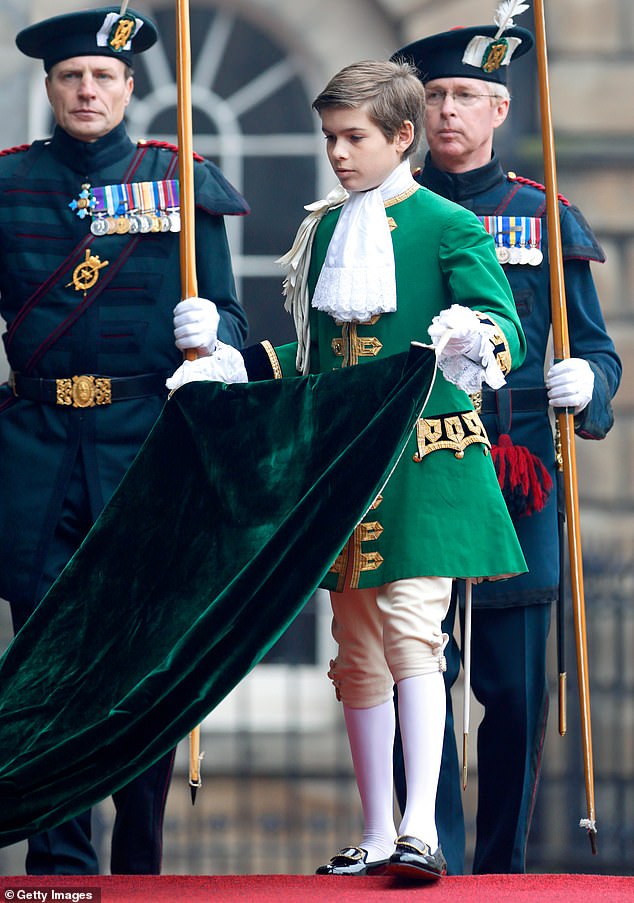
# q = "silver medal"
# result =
<box><xmin>519</xmin><ymin>246</ymin><xmax>532</xmax><ymax>265</ymax></box>
<box><xmin>90</xmin><ymin>217</ymin><xmax>108</xmax><ymax>236</ymax></box>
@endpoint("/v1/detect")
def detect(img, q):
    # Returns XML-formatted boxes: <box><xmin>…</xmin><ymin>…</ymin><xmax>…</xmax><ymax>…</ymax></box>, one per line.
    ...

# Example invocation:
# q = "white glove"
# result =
<box><xmin>546</xmin><ymin>358</ymin><xmax>594</xmax><ymax>413</ymax></box>
<box><xmin>428</xmin><ymin>304</ymin><xmax>483</xmax><ymax>360</ymax></box>
<box><xmin>166</xmin><ymin>341</ymin><xmax>247</xmax><ymax>392</ymax></box>
<box><xmin>173</xmin><ymin>297</ymin><xmax>220</xmax><ymax>355</ymax></box>
<box><xmin>427</xmin><ymin>304</ymin><xmax>506</xmax><ymax>393</ymax></box>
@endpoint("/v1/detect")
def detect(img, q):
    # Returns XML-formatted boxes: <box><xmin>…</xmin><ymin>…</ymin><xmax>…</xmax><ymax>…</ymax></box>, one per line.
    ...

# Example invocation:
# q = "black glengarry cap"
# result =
<box><xmin>16</xmin><ymin>6</ymin><xmax>158</xmax><ymax>72</ymax></box>
<box><xmin>392</xmin><ymin>2</ymin><xmax>534</xmax><ymax>85</ymax></box>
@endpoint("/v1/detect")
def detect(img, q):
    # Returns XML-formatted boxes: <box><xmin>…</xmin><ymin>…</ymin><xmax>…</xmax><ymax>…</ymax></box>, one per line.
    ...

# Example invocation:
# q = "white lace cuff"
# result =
<box><xmin>436</xmin><ymin>339</ymin><xmax>506</xmax><ymax>395</ymax></box>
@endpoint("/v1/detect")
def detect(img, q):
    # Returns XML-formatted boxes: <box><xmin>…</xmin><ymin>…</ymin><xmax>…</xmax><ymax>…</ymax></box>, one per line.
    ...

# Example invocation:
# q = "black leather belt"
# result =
<box><xmin>472</xmin><ymin>387</ymin><xmax>549</xmax><ymax>414</ymax></box>
<box><xmin>10</xmin><ymin>371</ymin><xmax>168</xmax><ymax>408</ymax></box>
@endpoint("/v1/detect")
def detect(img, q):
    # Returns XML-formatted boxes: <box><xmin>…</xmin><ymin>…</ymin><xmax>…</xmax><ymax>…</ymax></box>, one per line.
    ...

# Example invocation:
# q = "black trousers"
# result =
<box><xmin>22</xmin><ymin>751</ymin><xmax>176</xmax><ymax>875</ymax></box>
<box><xmin>9</xmin><ymin>450</ymin><xmax>176</xmax><ymax>875</ymax></box>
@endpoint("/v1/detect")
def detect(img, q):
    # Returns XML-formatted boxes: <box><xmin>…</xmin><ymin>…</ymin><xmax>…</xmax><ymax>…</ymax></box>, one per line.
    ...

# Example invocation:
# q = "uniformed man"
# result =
<box><xmin>391</xmin><ymin>15</ymin><xmax>622</xmax><ymax>875</ymax></box>
<box><xmin>0</xmin><ymin>5</ymin><xmax>248</xmax><ymax>875</ymax></box>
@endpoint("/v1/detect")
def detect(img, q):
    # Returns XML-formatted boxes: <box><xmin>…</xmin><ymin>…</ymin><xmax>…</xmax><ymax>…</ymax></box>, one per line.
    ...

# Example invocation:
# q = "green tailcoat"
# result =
<box><xmin>275</xmin><ymin>185</ymin><xmax>527</xmax><ymax>588</ymax></box>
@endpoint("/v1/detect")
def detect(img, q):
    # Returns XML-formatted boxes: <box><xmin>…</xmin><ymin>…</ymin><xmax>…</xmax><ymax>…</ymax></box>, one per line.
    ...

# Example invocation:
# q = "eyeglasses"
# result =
<box><xmin>424</xmin><ymin>89</ymin><xmax>495</xmax><ymax>107</ymax></box>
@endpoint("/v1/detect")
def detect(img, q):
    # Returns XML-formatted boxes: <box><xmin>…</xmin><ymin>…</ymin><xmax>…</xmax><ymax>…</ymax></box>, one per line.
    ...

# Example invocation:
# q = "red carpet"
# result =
<box><xmin>1</xmin><ymin>874</ymin><xmax>633</xmax><ymax>902</ymax></box>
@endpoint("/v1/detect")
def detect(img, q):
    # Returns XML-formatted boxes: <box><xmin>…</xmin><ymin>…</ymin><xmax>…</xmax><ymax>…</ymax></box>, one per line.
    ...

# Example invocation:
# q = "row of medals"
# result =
<box><xmin>90</xmin><ymin>209</ymin><xmax>181</xmax><ymax>236</ymax></box>
<box><xmin>496</xmin><ymin>243</ymin><xmax>543</xmax><ymax>267</ymax></box>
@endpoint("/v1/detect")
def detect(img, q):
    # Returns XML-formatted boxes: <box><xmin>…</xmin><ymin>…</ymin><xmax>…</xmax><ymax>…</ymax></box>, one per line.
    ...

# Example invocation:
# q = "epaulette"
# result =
<box><xmin>137</xmin><ymin>139</ymin><xmax>204</xmax><ymax>163</ymax></box>
<box><xmin>507</xmin><ymin>171</ymin><xmax>570</xmax><ymax>207</ymax></box>
<box><xmin>0</xmin><ymin>144</ymin><xmax>31</xmax><ymax>157</ymax></box>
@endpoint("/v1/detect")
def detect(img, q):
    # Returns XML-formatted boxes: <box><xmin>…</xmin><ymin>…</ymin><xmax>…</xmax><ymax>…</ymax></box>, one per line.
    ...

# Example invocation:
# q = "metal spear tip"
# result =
<box><xmin>189</xmin><ymin>775</ymin><xmax>202</xmax><ymax>805</ymax></box>
<box><xmin>579</xmin><ymin>817</ymin><xmax>598</xmax><ymax>855</ymax></box>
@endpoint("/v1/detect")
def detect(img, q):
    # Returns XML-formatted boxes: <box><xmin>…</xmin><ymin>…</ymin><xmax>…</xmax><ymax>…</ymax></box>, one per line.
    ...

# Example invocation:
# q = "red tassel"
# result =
<box><xmin>491</xmin><ymin>434</ymin><xmax>553</xmax><ymax>518</ymax></box>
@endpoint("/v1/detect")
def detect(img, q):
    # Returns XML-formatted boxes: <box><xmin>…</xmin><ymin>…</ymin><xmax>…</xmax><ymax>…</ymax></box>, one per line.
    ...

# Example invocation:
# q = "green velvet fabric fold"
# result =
<box><xmin>0</xmin><ymin>344</ymin><xmax>436</xmax><ymax>845</ymax></box>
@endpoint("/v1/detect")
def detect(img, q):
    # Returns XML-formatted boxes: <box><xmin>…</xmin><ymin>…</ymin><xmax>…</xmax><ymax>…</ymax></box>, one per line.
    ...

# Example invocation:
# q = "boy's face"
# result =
<box><xmin>320</xmin><ymin>106</ymin><xmax>413</xmax><ymax>192</ymax></box>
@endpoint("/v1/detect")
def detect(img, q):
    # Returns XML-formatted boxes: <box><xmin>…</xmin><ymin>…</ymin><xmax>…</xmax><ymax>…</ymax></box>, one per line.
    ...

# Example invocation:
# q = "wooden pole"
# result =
<box><xmin>175</xmin><ymin>0</ymin><xmax>203</xmax><ymax>802</ymax></box>
<box><xmin>462</xmin><ymin>580</ymin><xmax>472</xmax><ymax>790</ymax></box>
<box><xmin>533</xmin><ymin>0</ymin><xmax>597</xmax><ymax>853</ymax></box>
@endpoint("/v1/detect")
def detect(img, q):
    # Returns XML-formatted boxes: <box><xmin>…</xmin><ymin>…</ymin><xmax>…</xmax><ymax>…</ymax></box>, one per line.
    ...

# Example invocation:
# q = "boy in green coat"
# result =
<box><xmin>169</xmin><ymin>58</ymin><xmax>527</xmax><ymax>881</ymax></box>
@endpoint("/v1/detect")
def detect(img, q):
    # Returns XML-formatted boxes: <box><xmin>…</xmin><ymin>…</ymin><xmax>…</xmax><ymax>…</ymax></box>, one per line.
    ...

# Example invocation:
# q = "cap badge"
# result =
<box><xmin>482</xmin><ymin>38</ymin><xmax>510</xmax><ymax>72</ymax></box>
<box><xmin>462</xmin><ymin>1</ymin><xmax>529</xmax><ymax>72</ymax></box>
<box><xmin>108</xmin><ymin>14</ymin><xmax>137</xmax><ymax>52</ymax></box>
<box><xmin>96</xmin><ymin>12</ymin><xmax>143</xmax><ymax>53</ymax></box>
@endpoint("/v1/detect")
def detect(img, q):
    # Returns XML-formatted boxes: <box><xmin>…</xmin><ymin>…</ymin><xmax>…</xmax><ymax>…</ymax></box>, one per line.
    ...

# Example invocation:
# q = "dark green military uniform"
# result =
<box><xmin>0</xmin><ymin>4</ymin><xmax>249</xmax><ymax>876</ymax></box>
<box><xmin>391</xmin><ymin>21</ymin><xmax>622</xmax><ymax>876</ymax></box>
<box><xmin>0</xmin><ymin>123</ymin><xmax>248</xmax><ymax>611</ymax></box>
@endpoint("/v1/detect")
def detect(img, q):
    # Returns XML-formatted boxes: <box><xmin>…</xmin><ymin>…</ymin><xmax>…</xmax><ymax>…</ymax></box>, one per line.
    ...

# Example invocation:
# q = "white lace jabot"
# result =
<box><xmin>311</xmin><ymin>161</ymin><xmax>417</xmax><ymax>322</ymax></box>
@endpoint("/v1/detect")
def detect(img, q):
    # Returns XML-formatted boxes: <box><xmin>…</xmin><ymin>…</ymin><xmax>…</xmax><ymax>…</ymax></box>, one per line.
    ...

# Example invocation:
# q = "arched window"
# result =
<box><xmin>130</xmin><ymin>7</ymin><xmax>334</xmax><ymax>719</ymax></box>
<box><xmin>128</xmin><ymin>4</ymin><xmax>322</xmax><ymax>344</ymax></box>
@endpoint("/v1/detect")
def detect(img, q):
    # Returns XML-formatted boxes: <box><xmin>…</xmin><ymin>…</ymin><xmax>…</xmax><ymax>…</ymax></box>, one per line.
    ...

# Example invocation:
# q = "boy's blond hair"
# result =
<box><xmin>312</xmin><ymin>59</ymin><xmax>425</xmax><ymax>161</ymax></box>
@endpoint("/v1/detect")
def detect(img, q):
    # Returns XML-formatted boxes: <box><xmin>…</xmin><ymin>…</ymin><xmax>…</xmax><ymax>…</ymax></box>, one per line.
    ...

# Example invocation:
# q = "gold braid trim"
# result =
<box><xmin>261</xmin><ymin>340</ymin><xmax>283</xmax><ymax>379</ymax></box>
<box><xmin>384</xmin><ymin>183</ymin><xmax>420</xmax><ymax>208</ymax></box>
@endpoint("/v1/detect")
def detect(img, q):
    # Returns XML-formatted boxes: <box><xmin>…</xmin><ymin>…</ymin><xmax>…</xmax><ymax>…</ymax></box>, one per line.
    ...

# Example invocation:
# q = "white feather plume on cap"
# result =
<box><xmin>494</xmin><ymin>1</ymin><xmax>530</xmax><ymax>36</ymax></box>
<box><xmin>462</xmin><ymin>1</ymin><xmax>530</xmax><ymax>72</ymax></box>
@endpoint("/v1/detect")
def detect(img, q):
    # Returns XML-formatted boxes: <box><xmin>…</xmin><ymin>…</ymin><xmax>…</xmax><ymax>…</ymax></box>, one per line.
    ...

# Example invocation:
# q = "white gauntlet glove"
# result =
<box><xmin>546</xmin><ymin>358</ymin><xmax>594</xmax><ymax>413</ymax></box>
<box><xmin>428</xmin><ymin>303</ymin><xmax>484</xmax><ymax>360</ymax></box>
<box><xmin>428</xmin><ymin>304</ymin><xmax>506</xmax><ymax>394</ymax></box>
<box><xmin>173</xmin><ymin>296</ymin><xmax>220</xmax><ymax>355</ymax></box>
<box><xmin>166</xmin><ymin>341</ymin><xmax>248</xmax><ymax>392</ymax></box>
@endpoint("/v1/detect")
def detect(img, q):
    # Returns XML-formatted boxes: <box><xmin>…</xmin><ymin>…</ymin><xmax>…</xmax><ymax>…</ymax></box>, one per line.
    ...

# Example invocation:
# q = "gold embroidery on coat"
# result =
<box><xmin>331</xmin><ymin>322</ymin><xmax>383</xmax><ymax>366</ymax></box>
<box><xmin>329</xmin><ymin>512</ymin><xmax>385</xmax><ymax>590</ymax></box>
<box><xmin>413</xmin><ymin>410</ymin><xmax>491</xmax><ymax>461</ymax></box>
<box><xmin>359</xmin><ymin>521</ymin><xmax>383</xmax><ymax>542</ymax></box>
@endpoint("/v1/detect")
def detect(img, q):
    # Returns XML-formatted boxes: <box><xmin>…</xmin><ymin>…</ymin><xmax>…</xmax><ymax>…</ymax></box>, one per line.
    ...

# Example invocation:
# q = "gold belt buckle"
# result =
<box><xmin>56</xmin><ymin>375</ymin><xmax>112</xmax><ymax>407</ymax></box>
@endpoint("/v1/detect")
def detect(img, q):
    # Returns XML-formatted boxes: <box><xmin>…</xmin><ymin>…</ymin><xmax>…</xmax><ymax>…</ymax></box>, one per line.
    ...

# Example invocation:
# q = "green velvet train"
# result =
<box><xmin>0</xmin><ymin>344</ymin><xmax>436</xmax><ymax>845</ymax></box>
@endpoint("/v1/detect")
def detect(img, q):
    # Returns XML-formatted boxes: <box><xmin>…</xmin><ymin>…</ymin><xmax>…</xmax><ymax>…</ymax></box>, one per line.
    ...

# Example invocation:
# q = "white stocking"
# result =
<box><xmin>396</xmin><ymin>672</ymin><xmax>446</xmax><ymax>849</ymax></box>
<box><xmin>343</xmin><ymin>699</ymin><xmax>397</xmax><ymax>861</ymax></box>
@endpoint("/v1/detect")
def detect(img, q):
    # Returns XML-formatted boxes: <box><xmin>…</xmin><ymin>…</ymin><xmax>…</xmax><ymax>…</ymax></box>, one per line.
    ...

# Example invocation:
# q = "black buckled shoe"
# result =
<box><xmin>387</xmin><ymin>835</ymin><xmax>447</xmax><ymax>880</ymax></box>
<box><xmin>316</xmin><ymin>845</ymin><xmax>390</xmax><ymax>876</ymax></box>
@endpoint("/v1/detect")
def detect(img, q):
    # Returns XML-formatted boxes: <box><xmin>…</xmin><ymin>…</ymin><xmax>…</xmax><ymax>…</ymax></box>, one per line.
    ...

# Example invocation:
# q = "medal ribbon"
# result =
<box><xmin>77</xmin><ymin>180</ymin><xmax>181</xmax><ymax>217</ymax></box>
